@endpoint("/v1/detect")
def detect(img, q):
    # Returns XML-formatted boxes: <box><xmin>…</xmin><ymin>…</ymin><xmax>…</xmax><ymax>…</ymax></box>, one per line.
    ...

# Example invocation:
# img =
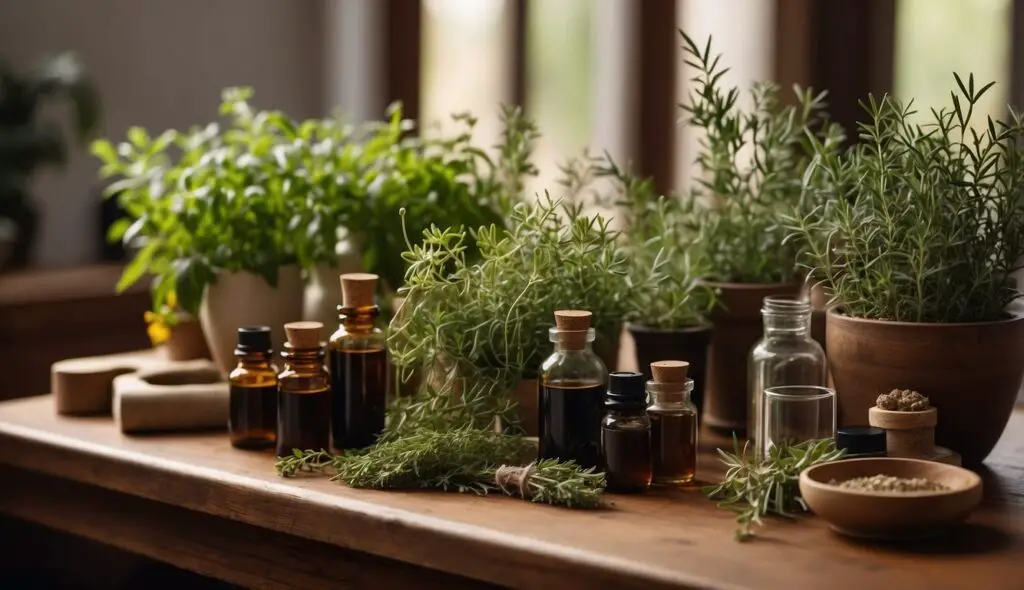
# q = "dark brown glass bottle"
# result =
<box><xmin>276</xmin><ymin>321</ymin><xmax>331</xmax><ymax>457</ymax></box>
<box><xmin>328</xmin><ymin>273</ymin><xmax>388</xmax><ymax>451</ymax></box>
<box><xmin>601</xmin><ymin>372</ymin><xmax>652</xmax><ymax>493</ymax></box>
<box><xmin>648</xmin><ymin>361</ymin><xmax>698</xmax><ymax>485</ymax></box>
<box><xmin>538</xmin><ymin>310</ymin><xmax>608</xmax><ymax>469</ymax></box>
<box><xmin>228</xmin><ymin>326</ymin><xmax>278</xmax><ymax>449</ymax></box>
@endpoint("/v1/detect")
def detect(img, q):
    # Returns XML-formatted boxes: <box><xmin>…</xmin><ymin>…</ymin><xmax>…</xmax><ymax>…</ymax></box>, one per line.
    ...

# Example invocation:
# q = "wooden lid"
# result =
<box><xmin>650</xmin><ymin>360</ymin><xmax>689</xmax><ymax>383</ymax></box>
<box><xmin>284</xmin><ymin>321</ymin><xmax>323</xmax><ymax>349</ymax></box>
<box><xmin>553</xmin><ymin>310</ymin><xmax>591</xmax><ymax>350</ymax></box>
<box><xmin>340</xmin><ymin>273</ymin><xmax>378</xmax><ymax>308</ymax></box>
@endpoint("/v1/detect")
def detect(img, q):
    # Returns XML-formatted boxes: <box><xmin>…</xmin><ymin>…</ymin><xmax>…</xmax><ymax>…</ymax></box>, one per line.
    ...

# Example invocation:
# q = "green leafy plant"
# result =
<box><xmin>388</xmin><ymin>196</ymin><xmax>630</xmax><ymax>433</ymax></box>
<box><xmin>1</xmin><ymin>53</ymin><xmax>99</xmax><ymax>268</ymax></box>
<box><xmin>678</xmin><ymin>32</ymin><xmax>844</xmax><ymax>284</ymax></box>
<box><xmin>704</xmin><ymin>437</ymin><xmax>845</xmax><ymax>541</ymax></box>
<box><xmin>580</xmin><ymin>153</ymin><xmax>715</xmax><ymax>329</ymax></box>
<box><xmin>275</xmin><ymin>429</ymin><xmax>606</xmax><ymax>509</ymax></box>
<box><xmin>93</xmin><ymin>88</ymin><xmax>537</xmax><ymax>316</ymax></box>
<box><xmin>787</xmin><ymin>74</ymin><xmax>1024</xmax><ymax>322</ymax></box>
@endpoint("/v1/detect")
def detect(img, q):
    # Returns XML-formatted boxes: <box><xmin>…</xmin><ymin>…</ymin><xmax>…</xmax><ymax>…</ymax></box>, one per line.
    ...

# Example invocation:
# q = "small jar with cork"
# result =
<box><xmin>601</xmin><ymin>371</ymin><xmax>652</xmax><ymax>493</ymax></box>
<box><xmin>228</xmin><ymin>325</ymin><xmax>278</xmax><ymax>450</ymax></box>
<box><xmin>276</xmin><ymin>321</ymin><xmax>331</xmax><ymax>457</ymax></box>
<box><xmin>328</xmin><ymin>273</ymin><xmax>388</xmax><ymax>451</ymax></box>
<box><xmin>647</xmin><ymin>360</ymin><xmax>698</xmax><ymax>485</ymax></box>
<box><xmin>538</xmin><ymin>310</ymin><xmax>608</xmax><ymax>469</ymax></box>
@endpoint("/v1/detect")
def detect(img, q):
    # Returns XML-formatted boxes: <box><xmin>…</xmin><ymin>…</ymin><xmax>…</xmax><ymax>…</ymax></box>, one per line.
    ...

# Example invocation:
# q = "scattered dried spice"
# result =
<box><xmin>876</xmin><ymin>389</ymin><xmax>930</xmax><ymax>411</ymax></box>
<box><xmin>830</xmin><ymin>475</ymin><xmax>948</xmax><ymax>493</ymax></box>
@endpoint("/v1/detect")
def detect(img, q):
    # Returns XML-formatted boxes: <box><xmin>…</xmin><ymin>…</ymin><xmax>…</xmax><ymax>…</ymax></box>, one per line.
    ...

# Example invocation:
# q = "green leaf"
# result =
<box><xmin>90</xmin><ymin>139</ymin><xmax>118</xmax><ymax>165</ymax></box>
<box><xmin>116</xmin><ymin>240</ymin><xmax>158</xmax><ymax>293</ymax></box>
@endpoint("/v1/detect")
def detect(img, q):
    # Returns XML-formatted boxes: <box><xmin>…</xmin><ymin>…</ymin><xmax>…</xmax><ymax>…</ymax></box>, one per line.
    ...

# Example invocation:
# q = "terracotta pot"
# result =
<box><xmin>626</xmin><ymin>322</ymin><xmax>711</xmax><ymax>419</ymax></box>
<box><xmin>704</xmin><ymin>282</ymin><xmax>801</xmax><ymax>433</ymax></box>
<box><xmin>199</xmin><ymin>265</ymin><xmax>306</xmax><ymax>374</ymax></box>
<box><xmin>162</xmin><ymin>316</ymin><xmax>211</xmax><ymax>361</ymax></box>
<box><xmin>827</xmin><ymin>309</ymin><xmax>1024</xmax><ymax>464</ymax></box>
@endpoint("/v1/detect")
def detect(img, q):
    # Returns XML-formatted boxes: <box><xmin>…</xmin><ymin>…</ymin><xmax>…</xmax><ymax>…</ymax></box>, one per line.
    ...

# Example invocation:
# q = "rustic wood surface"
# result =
<box><xmin>1</xmin><ymin>394</ymin><xmax>1022</xmax><ymax>590</ymax></box>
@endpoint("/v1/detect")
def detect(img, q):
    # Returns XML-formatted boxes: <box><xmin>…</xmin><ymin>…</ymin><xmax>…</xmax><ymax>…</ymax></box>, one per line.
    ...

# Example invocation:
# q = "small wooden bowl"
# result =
<box><xmin>799</xmin><ymin>457</ymin><xmax>982</xmax><ymax>539</ymax></box>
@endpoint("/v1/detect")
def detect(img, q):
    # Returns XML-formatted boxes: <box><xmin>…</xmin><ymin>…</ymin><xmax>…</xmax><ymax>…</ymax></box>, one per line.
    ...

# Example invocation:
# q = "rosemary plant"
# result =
<box><xmin>388</xmin><ymin>196</ymin><xmax>630</xmax><ymax>433</ymax></box>
<box><xmin>275</xmin><ymin>429</ymin><xmax>606</xmax><ymax>509</ymax></box>
<box><xmin>787</xmin><ymin>74</ymin><xmax>1024</xmax><ymax>322</ymax></box>
<box><xmin>679</xmin><ymin>33</ymin><xmax>845</xmax><ymax>284</ymax></box>
<box><xmin>586</xmin><ymin>153</ymin><xmax>715</xmax><ymax>329</ymax></box>
<box><xmin>704</xmin><ymin>437</ymin><xmax>845</xmax><ymax>541</ymax></box>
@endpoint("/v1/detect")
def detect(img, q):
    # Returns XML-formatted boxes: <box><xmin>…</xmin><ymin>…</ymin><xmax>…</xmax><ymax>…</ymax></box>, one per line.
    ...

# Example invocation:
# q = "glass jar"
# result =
<box><xmin>647</xmin><ymin>375</ymin><xmax>698</xmax><ymax>485</ymax></box>
<box><xmin>748</xmin><ymin>296</ymin><xmax>827</xmax><ymax>458</ymax></box>
<box><xmin>538</xmin><ymin>310</ymin><xmax>609</xmax><ymax>469</ymax></box>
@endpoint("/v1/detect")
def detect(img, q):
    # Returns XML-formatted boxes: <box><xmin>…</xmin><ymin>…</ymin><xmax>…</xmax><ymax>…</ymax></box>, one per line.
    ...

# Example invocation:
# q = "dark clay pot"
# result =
<box><xmin>827</xmin><ymin>309</ymin><xmax>1024</xmax><ymax>465</ymax></box>
<box><xmin>704</xmin><ymin>282</ymin><xmax>801</xmax><ymax>434</ymax></box>
<box><xmin>626</xmin><ymin>322</ymin><xmax>711</xmax><ymax>419</ymax></box>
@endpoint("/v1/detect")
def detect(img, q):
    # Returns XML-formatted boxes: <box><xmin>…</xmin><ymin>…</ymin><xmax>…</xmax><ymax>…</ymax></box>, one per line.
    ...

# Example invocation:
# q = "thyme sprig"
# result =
<box><xmin>703</xmin><ymin>437</ymin><xmax>845</xmax><ymax>541</ymax></box>
<box><xmin>275</xmin><ymin>429</ymin><xmax>606</xmax><ymax>509</ymax></box>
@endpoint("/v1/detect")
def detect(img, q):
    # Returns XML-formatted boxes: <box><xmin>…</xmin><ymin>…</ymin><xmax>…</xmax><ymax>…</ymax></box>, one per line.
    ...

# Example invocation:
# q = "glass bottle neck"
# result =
<box><xmin>236</xmin><ymin>352</ymin><xmax>273</xmax><ymax>369</ymax></box>
<box><xmin>647</xmin><ymin>380</ymin><xmax>693</xmax><ymax>406</ymax></box>
<box><xmin>281</xmin><ymin>348</ymin><xmax>324</xmax><ymax>371</ymax></box>
<box><xmin>763</xmin><ymin>313</ymin><xmax>811</xmax><ymax>337</ymax></box>
<box><xmin>554</xmin><ymin>342</ymin><xmax>594</xmax><ymax>354</ymax></box>
<box><xmin>339</xmin><ymin>305</ymin><xmax>380</xmax><ymax>332</ymax></box>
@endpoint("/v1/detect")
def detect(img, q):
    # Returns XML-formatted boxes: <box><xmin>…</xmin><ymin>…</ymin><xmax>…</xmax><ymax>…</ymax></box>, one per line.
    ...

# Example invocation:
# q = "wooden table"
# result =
<box><xmin>1</xmin><ymin>395</ymin><xmax>1022</xmax><ymax>590</ymax></box>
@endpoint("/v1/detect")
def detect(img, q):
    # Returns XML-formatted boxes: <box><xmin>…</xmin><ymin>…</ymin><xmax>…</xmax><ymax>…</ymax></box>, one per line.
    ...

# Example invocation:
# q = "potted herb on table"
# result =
<box><xmin>788</xmin><ymin>75</ymin><xmax>1024</xmax><ymax>465</ymax></box>
<box><xmin>678</xmin><ymin>34</ymin><xmax>844</xmax><ymax>433</ymax></box>
<box><xmin>586</xmin><ymin>154</ymin><xmax>715</xmax><ymax>414</ymax></box>
<box><xmin>93</xmin><ymin>88</ymin><xmax>307</xmax><ymax>373</ymax></box>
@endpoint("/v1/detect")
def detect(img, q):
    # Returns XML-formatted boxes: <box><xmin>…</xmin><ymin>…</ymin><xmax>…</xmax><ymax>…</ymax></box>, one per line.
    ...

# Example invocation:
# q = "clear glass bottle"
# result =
<box><xmin>647</xmin><ymin>360</ymin><xmax>698</xmax><ymax>485</ymax></box>
<box><xmin>601</xmin><ymin>371</ymin><xmax>652</xmax><ymax>493</ymax></box>
<box><xmin>228</xmin><ymin>326</ymin><xmax>278</xmax><ymax>449</ymax></box>
<box><xmin>748</xmin><ymin>296</ymin><xmax>827</xmax><ymax>458</ymax></box>
<box><xmin>329</xmin><ymin>273</ymin><xmax>388</xmax><ymax>451</ymax></box>
<box><xmin>276</xmin><ymin>321</ymin><xmax>331</xmax><ymax>457</ymax></box>
<box><xmin>538</xmin><ymin>310</ymin><xmax>608</xmax><ymax>470</ymax></box>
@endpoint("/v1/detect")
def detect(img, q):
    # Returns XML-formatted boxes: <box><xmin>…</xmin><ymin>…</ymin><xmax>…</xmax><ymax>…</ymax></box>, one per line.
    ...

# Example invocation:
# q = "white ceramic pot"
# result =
<box><xmin>199</xmin><ymin>265</ymin><xmax>305</xmax><ymax>374</ymax></box>
<box><xmin>303</xmin><ymin>236</ymin><xmax>364</xmax><ymax>328</ymax></box>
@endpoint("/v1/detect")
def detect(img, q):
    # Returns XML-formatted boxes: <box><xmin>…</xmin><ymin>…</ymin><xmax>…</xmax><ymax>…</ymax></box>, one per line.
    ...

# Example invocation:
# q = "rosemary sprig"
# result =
<box><xmin>703</xmin><ymin>437</ymin><xmax>845</xmax><ymax>541</ymax></box>
<box><xmin>275</xmin><ymin>428</ymin><xmax>607</xmax><ymax>509</ymax></box>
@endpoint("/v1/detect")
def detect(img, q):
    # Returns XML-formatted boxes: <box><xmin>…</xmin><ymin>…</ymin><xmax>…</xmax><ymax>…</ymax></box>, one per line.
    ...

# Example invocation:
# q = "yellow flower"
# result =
<box><xmin>147</xmin><ymin>320</ymin><xmax>171</xmax><ymax>346</ymax></box>
<box><xmin>166</xmin><ymin>291</ymin><xmax>178</xmax><ymax>309</ymax></box>
<box><xmin>144</xmin><ymin>310</ymin><xmax>158</xmax><ymax>323</ymax></box>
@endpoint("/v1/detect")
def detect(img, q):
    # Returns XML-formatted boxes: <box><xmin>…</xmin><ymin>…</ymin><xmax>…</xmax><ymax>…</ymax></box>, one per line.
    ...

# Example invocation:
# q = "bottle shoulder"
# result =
<box><xmin>540</xmin><ymin>350</ymin><xmax>607</xmax><ymax>384</ymax></box>
<box><xmin>329</xmin><ymin>325</ymin><xmax>386</xmax><ymax>350</ymax></box>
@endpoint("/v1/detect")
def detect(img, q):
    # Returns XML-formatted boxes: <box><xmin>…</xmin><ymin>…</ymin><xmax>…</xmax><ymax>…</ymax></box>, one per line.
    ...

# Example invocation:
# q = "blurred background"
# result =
<box><xmin>0</xmin><ymin>0</ymin><xmax>1019</xmax><ymax>397</ymax></box>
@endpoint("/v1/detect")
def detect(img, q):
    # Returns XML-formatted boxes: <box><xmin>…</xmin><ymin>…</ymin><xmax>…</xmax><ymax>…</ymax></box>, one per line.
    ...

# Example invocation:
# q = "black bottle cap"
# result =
<box><xmin>606</xmin><ymin>371</ymin><xmax>647</xmax><ymax>409</ymax></box>
<box><xmin>236</xmin><ymin>325</ymin><xmax>272</xmax><ymax>353</ymax></box>
<box><xmin>836</xmin><ymin>426</ymin><xmax>886</xmax><ymax>456</ymax></box>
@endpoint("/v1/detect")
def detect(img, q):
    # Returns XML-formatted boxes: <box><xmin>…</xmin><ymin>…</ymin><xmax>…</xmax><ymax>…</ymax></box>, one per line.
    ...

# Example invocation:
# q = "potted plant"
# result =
<box><xmin>388</xmin><ymin>197</ymin><xmax>631</xmax><ymax>436</ymax></box>
<box><xmin>143</xmin><ymin>291</ymin><xmax>211</xmax><ymax>362</ymax></box>
<box><xmin>677</xmin><ymin>33</ymin><xmax>844</xmax><ymax>433</ymax></box>
<box><xmin>789</xmin><ymin>74</ymin><xmax>1024</xmax><ymax>464</ymax></box>
<box><xmin>0</xmin><ymin>53</ymin><xmax>98</xmax><ymax>269</ymax></box>
<box><xmin>92</xmin><ymin>88</ymin><xmax>307</xmax><ymax>373</ymax></box>
<box><xmin>581</xmin><ymin>154</ymin><xmax>716</xmax><ymax>414</ymax></box>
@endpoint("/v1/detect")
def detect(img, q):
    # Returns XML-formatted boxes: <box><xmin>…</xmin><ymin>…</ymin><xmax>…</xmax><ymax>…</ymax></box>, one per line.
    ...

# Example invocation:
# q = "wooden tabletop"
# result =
<box><xmin>1</xmin><ymin>394</ymin><xmax>1023</xmax><ymax>590</ymax></box>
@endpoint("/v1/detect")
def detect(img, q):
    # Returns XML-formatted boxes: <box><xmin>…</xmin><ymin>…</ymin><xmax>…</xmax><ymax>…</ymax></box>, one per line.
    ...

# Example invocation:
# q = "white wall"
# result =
<box><xmin>0</xmin><ymin>0</ymin><xmax>325</xmax><ymax>267</ymax></box>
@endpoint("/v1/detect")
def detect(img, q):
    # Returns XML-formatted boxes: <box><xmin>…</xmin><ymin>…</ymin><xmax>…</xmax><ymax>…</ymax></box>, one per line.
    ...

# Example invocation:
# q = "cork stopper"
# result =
<box><xmin>651</xmin><ymin>360</ymin><xmax>689</xmax><ymax>383</ymax></box>
<box><xmin>553</xmin><ymin>310</ymin><xmax>592</xmax><ymax>350</ymax></box>
<box><xmin>284</xmin><ymin>321</ymin><xmax>323</xmax><ymax>349</ymax></box>
<box><xmin>340</xmin><ymin>273</ymin><xmax>378</xmax><ymax>308</ymax></box>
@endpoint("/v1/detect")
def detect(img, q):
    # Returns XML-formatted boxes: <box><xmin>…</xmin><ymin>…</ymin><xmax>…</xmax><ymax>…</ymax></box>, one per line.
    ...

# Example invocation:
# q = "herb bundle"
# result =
<box><xmin>275</xmin><ymin>429</ymin><xmax>606</xmax><ymax>509</ymax></box>
<box><xmin>787</xmin><ymin>74</ymin><xmax>1024</xmax><ymax>322</ymax></box>
<box><xmin>704</xmin><ymin>437</ymin><xmax>845</xmax><ymax>541</ymax></box>
<box><xmin>679</xmin><ymin>33</ymin><xmax>845</xmax><ymax>284</ymax></box>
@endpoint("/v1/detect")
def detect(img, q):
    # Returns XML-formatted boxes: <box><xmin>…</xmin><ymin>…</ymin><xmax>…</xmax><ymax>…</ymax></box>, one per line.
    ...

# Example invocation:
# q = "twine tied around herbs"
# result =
<box><xmin>495</xmin><ymin>463</ymin><xmax>537</xmax><ymax>499</ymax></box>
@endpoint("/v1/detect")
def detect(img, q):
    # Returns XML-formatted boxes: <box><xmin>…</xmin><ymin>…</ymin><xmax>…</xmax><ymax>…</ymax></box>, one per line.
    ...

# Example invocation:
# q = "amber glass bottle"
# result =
<box><xmin>328</xmin><ymin>273</ymin><xmax>388</xmax><ymax>451</ymax></box>
<box><xmin>538</xmin><ymin>310</ymin><xmax>608</xmax><ymax>469</ymax></box>
<box><xmin>276</xmin><ymin>321</ymin><xmax>331</xmax><ymax>457</ymax></box>
<box><xmin>647</xmin><ymin>360</ymin><xmax>698</xmax><ymax>485</ymax></box>
<box><xmin>228</xmin><ymin>326</ymin><xmax>278</xmax><ymax>449</ymax></box>
<box><xmin>601</xmin><ymin>371</ymin><xmax>652</xmax><ymax>493</ymax></box>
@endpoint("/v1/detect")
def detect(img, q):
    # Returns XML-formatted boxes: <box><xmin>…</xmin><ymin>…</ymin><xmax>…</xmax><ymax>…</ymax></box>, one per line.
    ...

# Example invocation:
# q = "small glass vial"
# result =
<box><xmin>276</xmin><ymin>321</ymin><xmax>331</xmax><ymax>457</ymax></box>
<box><xmin>748</xmin><ymin>296</ymin><xmax>827</xmax><ymax>458</ymax></box>
<box><xmin>647</xmin><ymin>360</ymin><xmax>698</xmax><ymax>485</ymax></box>
<box><xmin>538</xmin><ymin>310</ymin><xmax>608</xmax><ymax>469</ymax></box>
<box><xmin>228</xmin><ymin>326</ymin><xmax>278</xmax><ymax>449</ymax></box>
<box><xmin>329</xmin><ymin>273</ymin><xmax>388</xmax><ymax>451</ymax></box>
<box><xmin>601</xmin><ymin>371</ymin><xmax>652</xmax><ymax>493</ymax></box>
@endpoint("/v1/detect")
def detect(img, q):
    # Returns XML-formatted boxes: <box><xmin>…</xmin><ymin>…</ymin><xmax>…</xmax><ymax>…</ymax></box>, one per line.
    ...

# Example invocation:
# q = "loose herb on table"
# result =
<box><xmin>704</xmin><ymin>437</ymin><xmax>846</xmax><ymax>541</ymax></box>
<box><xmin>275</xmin><ymin>428</ymin><xmax>606</xmax><ymax>509</ymax></box>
